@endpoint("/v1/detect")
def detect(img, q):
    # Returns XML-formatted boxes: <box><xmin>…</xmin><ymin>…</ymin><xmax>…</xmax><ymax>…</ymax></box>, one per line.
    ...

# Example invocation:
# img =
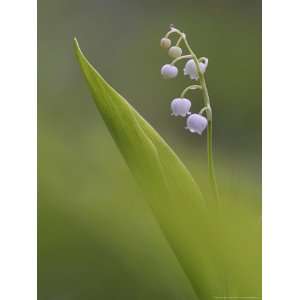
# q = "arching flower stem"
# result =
<box><xmin>200</xmin><ymin>106</ymin><xmax>211</xmax><ymax>116</ymax></box>
<box><xmin>180</xmin><ymin>85</ymin><xmax>202</xmax><ymax>98</ymax></box>
<box><xmin>171</xmin><ymin>55</ymin><xmax>193</xmax><ymax>65</ymax></box>
<box><xmin>165</xmin><ymin>27</ymin><xmax>184</xmax><ymax>39</ymax></box>
<box><xmin>175</xmin><ymin>35</ymin><xmax>184</xmax><ymax>47</ymax></box>
<box><xmin>171</xmin><ymin>26</ymin><xmax>219</xmax><ymax>203</ymax></box>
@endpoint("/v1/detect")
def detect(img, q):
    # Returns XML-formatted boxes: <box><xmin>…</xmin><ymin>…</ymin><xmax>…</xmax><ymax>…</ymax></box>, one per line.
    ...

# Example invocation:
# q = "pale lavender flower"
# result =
<box><xmin>161</xmin><ymin>64</ymin><xmax>178</xmax><ymax>79</ymax></box>
<box><xmin>186</xmin><ymin>113</ymin><xmax>208</xmax><ymax>134</ymax></box>
<box><xmin>171</xmin><ymin>98</ymin><xmax>191</xmax><ymax>117</ymax></box>
<box><xmin>183</xmin><ymin>58</ymin><xmax>208</xmax><ymax>80</ymax></box>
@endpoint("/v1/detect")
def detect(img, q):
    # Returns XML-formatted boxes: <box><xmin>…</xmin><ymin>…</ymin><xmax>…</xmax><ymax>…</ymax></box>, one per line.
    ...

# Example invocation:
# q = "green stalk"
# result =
<box><xmin>182</xmin><ymin>35</ymin><xmax>219</xmax><ymax>203</ymax></box>
<box><xmin>207</xmin><ymin>118</ymin><xmax>219</xmax><ymax>202</ymax></box>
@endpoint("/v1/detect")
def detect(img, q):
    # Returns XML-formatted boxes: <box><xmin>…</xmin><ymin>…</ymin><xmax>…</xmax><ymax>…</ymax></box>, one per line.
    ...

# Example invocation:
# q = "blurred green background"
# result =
<box><xmin>38</xmin><ymin>0</ymin><xmax>261</xmax><ymax>299</ymax></box>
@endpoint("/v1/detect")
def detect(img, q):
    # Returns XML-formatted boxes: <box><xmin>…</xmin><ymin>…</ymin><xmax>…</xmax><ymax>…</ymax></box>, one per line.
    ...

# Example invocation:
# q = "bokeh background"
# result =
<box><xmin>38</xmin><ymin>0</ymin><xmax>261</xmax><ymax>299</ymax></box>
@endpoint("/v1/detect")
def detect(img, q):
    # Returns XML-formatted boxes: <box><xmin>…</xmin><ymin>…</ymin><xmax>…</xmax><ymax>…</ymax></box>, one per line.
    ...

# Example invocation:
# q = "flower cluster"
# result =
<box><xmin>160</xmin><ymin>26</ymin><xmax>210</xmax><ymax>135</ymax></box>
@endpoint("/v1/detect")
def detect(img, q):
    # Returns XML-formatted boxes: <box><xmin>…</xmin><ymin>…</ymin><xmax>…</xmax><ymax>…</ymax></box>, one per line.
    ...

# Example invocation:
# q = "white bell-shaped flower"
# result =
<box><xmin>161</xmin><ymin>64</ymin><xmax>178</xmax><ymax>79</ymax></box>
<box><xmin>183</xmin><ymin>58</ymin><xmax>208</xmax><ymax>80</ymax></box>
<box><xmin>186</xmin><ymin>113</ymin><xmax>208</xmax><ymax>135</ymax></box>
<box><xmin>171</xmin><ymin>98</ymin><xmax>191</xmax><ymax>117</ymax></box>
<box><xmin>199</xmin><ymin>58</ymin><xmax>208</xmax><ymax>74</ymax></box>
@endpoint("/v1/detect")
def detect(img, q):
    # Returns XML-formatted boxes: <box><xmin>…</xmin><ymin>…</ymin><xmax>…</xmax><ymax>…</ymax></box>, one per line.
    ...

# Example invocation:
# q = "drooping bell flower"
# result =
<box><xmin>170</xmin><ymin>98</ymin><xmax>191</xmax><ymax>117</ymax></box>
<box><xmin>183</xmin><ymin>58</ymin><xmax>208</xmax><ymax>80</ymax></box>
<box><xmin>161</xmin><ymin>64</ymin><xmax>178</xmax><ymax>79</ymax></box>
<box><xmin>185</xmin><ymin>113</ymin><xmax>208</xmax><ymax>135</ymax></box>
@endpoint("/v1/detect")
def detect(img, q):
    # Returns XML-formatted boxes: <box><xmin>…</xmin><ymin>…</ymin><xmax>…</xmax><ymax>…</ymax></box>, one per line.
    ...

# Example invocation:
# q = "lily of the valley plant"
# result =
<box><xmin>160</xmin><ymin>25</ymin><xmax>219</xmax><ymax>201</ymax></box>
<box><xmin>73</xmin><ymin>24</ymin><xmax>261</xmax><ymax>299</ymax></box>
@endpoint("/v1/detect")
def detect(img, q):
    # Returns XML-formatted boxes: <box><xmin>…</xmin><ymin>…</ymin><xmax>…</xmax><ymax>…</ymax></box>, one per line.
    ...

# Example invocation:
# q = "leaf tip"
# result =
<box><xmin>73</xmin><ymin>37</ymin><xmax>80</xmax><ymax>53</ymax></box>
<box><xmin>73</xmin><ymin>38</ymin><xmax>86</xmax><ymax>66</ymax></box>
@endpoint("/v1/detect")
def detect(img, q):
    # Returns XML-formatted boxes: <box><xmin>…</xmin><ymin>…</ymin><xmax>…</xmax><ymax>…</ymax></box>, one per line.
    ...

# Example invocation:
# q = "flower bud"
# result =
<box><xmin>160</xmin><ymin>38</ymin><xmax>171</xmax><ymax>49</ymax></box>
<box><xmin>185</xmin><ymin>113</ymin><xmax>208</xmax><ymax>135</ymax></box>
<box><xmin>161</xmin><ymin>64</ymin><xmax>178</xmax><ymax>79</ymax></box>
<box><xmin>168</xmin><ymin>46</ymin><xmax>182</xmax><ymax>58</ymax></box>
<box><xmin>171</xmin><ymin>98</ymin><xmax>191</xmax><ymax>117</ymax></box>
<box><xmin>183</xmin><ymin>58</ymin><xmax>209</xmax><ymax>80</ymax></box>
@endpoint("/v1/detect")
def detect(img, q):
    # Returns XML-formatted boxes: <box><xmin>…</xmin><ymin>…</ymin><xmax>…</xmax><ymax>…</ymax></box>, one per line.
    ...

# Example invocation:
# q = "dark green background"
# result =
<box><xmin>39</xmin><ymin>0</ymin><xmax>261</xmax><ymax>299</ymax></box>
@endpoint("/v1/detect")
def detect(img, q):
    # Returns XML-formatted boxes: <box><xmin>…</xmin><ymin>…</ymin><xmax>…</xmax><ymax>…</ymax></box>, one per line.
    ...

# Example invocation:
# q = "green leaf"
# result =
<box><xmin>74</xmin><ymin>39</ymin><xmax>223</xmax><ymax>299</ymax></box>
